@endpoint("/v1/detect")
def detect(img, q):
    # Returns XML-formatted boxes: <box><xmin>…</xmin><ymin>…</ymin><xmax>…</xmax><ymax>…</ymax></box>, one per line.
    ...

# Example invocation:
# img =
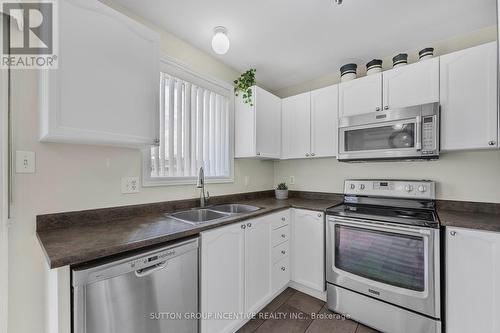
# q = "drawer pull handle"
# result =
<box><xmin>247</xmin><ymin>223</ymin><xmax>252</xmax><ymax>228</ymax></box>
<box><xmin>450</xmin><ymin>231</ymin><xmax>456</xmax><ymax>236</ymax></box>
<box><xmin>281</xmin><ymin>250</ymin><xmax>286</xmax><ymax>255</ymax></box>
<box><xmin>281</xmin><ymin>234</ymin><xmax>286</xmax><ymax>238</ymax></box>
<box><xmin>241</xmin><ymin>225</ymin><xmax>246</xmax><ymax>229</ymax></box>
<box><xmin>317</xmin><ymin>213</ymin><xmax>322</xmax><ymax>217</ymax></box>
<box><xmin>281</xmin><ymin>267</ymin><xmax>286</xmax><ymax>271</ymax></box>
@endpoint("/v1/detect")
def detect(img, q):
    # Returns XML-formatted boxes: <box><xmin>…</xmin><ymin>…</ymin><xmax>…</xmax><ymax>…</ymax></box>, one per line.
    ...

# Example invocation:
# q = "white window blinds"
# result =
<box><xmin>150</xmin><ymin>73</ymin><xmax>231</xmax><ymax>180</ymax></box>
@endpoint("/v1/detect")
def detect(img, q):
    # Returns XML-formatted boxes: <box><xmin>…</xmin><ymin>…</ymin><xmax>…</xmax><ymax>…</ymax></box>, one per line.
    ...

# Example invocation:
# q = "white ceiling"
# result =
<box><xmin>114</xmin><ymin>0</ymin><xmax>496</xmax><ymax>91</ymax></box>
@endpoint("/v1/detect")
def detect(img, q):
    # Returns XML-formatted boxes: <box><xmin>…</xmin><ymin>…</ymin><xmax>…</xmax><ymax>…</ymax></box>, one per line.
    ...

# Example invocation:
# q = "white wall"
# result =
<box><xmin>7</xmin><ymin>3</ymin><xmax>274</xmax><ymax>333</ymax></box>
<box><xmin>275</xmin><ymin>150</ymin><xmax>500</xmax><ymax>203</ymax></box>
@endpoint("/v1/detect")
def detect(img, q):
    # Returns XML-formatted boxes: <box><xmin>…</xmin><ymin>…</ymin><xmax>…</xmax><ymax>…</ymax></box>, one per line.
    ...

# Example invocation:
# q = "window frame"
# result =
<box><xmin>142</xmin><ymin>56</ymin><xmax>235</xmax><ymax>187</ymax></box>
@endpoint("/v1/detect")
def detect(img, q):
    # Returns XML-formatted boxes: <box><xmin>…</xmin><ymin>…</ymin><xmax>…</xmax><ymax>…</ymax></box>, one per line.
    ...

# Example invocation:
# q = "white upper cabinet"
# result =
<box><xmin>282</xmin><ymin>92</ymin><xmax>312</xmax><ymax>159</ymax></box>
<box><xmin>440</xmin><ymin>42</ymin><xmax>498</xmax><ymax>151</ymax></box>
<box><xmin>235</xmin><ymin>86</ymin><xmax>281</xmax><ymax>159</ymax></box>
<box><xmin>39</xmin><ymin>0</ymin><xmax>160</xmax><ymax>147</ymax></box>
<box><xmin>291</xmin><ymin>209</ymin><xmax>325</xmax><ymax>292</ymax></box>
<box><xmin>311</xmin><ymin>85</ymin><xmax>339</xmax><ymax>157</ymax></box>
<box><xmin>244</xmin><ymin>217</ymin><xmax>272</xmax><ymax>314</ymax></box>
<box><xmin>339</xmin><ymin>73</ymin><xmax>382</xmax><ymax>117</ymax></box>
<box><xmin>382</xmin><ymin>57</ymin><xmax>439</xmax><ymax>109</ymax></box>
<box><xmin>446</xmin><ymin>227</ymin><xmax>500</xmax><ymax>333</ymax></box>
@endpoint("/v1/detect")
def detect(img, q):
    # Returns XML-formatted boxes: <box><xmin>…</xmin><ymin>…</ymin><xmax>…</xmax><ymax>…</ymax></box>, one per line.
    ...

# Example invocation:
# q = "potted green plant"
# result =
<box><xmin>234</xmin><ymin>68</ymin><xmax>256</xmax><ymax>106</ymax></box>
<box><xmin>275</xmin><ymin>182</ymin><xmax>289</xmax><ymax>200</ymax></box>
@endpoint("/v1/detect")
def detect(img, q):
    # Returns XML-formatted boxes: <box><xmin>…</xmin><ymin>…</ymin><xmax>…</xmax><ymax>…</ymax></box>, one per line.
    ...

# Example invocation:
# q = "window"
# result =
<box><xmin>143</xmin><ymin>59</ymin><xmax>234</xmax><ymax>186</ymax></box>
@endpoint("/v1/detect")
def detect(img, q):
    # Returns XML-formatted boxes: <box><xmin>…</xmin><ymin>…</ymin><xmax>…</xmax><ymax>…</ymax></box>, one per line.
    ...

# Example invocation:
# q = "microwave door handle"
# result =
<box><xmin>415</xmin><ymin>116</ymin><xmax>422</xmax><ymax>151</ymax></box>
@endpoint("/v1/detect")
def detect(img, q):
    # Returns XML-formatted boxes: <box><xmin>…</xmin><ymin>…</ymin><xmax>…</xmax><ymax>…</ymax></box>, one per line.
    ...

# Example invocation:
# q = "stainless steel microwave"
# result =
<box><xmin>337</xmin><ymin>103</ymin><xmax>440</xmax><ymax>162</ymax></box>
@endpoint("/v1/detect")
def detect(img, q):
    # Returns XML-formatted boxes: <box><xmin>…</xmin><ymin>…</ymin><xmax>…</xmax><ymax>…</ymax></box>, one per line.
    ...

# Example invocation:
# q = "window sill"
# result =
<box><xmin>142</xmin><ymin>176</ymin><xmax>234</xmax><ymax>187</ymax></box>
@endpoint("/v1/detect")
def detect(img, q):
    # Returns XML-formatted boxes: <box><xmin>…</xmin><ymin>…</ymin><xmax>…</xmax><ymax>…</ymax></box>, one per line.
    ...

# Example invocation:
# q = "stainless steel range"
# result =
<box><xmin>326</xmin><ymin>180</ymin><xmax>441</xmax><ymax>333</ymax></box>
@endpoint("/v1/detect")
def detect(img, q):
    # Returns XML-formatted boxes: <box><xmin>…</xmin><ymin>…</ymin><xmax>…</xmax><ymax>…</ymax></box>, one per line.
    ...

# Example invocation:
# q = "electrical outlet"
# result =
<box><xmin>15</xmin><ymin>151</ymin><xmax>35</xmax><ymax>173</ymax></box>
<box><xmin>244</xmin><ymin>176</ymin><xmax>250</xmax><ymax>186</ymax></box>
<box><xmin>290</xmin><ymin>176</ymin><xmax>295</xmax><ymax>185</ymax></box>
<box><xmin>121</xmin><ymin>177</ymin><xmax>140</xmax><ymax>194</ymax></box>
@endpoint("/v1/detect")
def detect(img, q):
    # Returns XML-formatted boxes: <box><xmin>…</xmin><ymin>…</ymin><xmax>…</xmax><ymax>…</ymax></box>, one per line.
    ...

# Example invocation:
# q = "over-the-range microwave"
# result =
<box><xmin>337</xmin><ymin>103</ymin><xmax>440</xmax><ymax>162</ymax></box>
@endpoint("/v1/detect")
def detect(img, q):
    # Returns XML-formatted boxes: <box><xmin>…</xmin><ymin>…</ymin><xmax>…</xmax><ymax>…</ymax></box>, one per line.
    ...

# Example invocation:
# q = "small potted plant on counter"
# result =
<box><xmin>275</xmin><ymin>182</ymin><xmax>289</xmax><ymax>200</ymax></box>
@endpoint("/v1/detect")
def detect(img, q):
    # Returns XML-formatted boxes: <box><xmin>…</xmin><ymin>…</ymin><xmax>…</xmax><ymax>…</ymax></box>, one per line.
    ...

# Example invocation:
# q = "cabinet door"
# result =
<box><xmin>235</xmin><ymin>87</ymin><xmax>256</xmax><ymax>158</ymax></box>
<box><xmin>282</xmin><ymin>92</ymin><xmax>311</xmax><ymax>159</ymax></box>
<box><xmin>201</xmin><ymin>223</ymin><xmax>245</xmax><ymax>333</ymax></box>
<box><xmin>446</xmin><ymin>227</ymin><xmax>500</xmax><ymax>333</ymax></box>
<box><xmin>244</xmin><ymin>217</ymin><xmax>272</xmax><ymax>314</ymax></box>
<box><xmin>291</xmin><ymin>209</ymin><xmax>325</xmax><ymax>291</ymax></box>
<box><xmin>39</xmin><ymin>0</ymin><xmax>160</xmax><ymax>147</ymax></box>
<box><xmin>339</xmin><ymin>73</ymin><xmax>382</xmax><ymax>117</ymax></box>
<box><xmin>311</xmin><ymin>85</ymin><xmax>339</xmax><ymax>157</ymax></box>
<box><xmin>382</xmin><ymin>57</ymin><xmax>439</xmax><ymax>109</ymax></box>
<box><xmin>440</xmin><ymin>42</ymin><xmax>498</xmax><ymax>150</ymax></box>
<box><xmin>256</xmin><ymin>87</ymin><xmax>282</xmax><ymax>159</ymax></box>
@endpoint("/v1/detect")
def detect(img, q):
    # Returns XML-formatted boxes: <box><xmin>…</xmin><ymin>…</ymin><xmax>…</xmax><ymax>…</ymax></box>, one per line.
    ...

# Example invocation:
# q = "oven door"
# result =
<box><xmin>338</xmin><ymin>116</ymin><xmax>422</xmax><ymax>161</ymax></box>
<box><xmin>326</xmin><ymin>216</ymin><xmax>440</xmax><ymax>319</ymax></box>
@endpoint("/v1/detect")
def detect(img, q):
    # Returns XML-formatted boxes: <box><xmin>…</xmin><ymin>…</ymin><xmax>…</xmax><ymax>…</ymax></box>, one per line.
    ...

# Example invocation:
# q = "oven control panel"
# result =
<box><xmin>344</xmin><ymin>180</ymin><xmax>435</xmax><ymax>199</ymax></box>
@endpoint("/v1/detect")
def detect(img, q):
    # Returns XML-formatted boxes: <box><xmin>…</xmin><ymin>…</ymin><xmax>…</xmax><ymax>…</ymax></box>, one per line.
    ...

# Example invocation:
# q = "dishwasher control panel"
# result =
<box><xmin>130</xmin><ymin>249</ymin><xmax>177</xmax><ymax>269</ymax></box>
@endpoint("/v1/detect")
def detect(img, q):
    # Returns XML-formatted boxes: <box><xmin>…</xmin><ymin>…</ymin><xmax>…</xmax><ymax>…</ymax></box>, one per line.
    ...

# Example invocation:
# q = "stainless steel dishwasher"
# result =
<box><xmin>72</xmin><ymin>238</ymin><xmax>199</xmax><ymax>333</ymax></box>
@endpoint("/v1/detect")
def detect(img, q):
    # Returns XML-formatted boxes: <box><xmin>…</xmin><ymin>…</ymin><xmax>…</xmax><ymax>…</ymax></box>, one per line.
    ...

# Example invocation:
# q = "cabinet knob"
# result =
<box><xmin>384</xmin><ymin>106</ymin><xmax>389</xmax><ymax>110</ymax></box>
<box><xmin>281</xmin><ymin>267</ymin><xmax>286</xmax><ymax>271</ymax></box>
<box><xmin>311</xmin><ymin>153</ymin><xmax>316</xmax><ymax>157</ymax></box>
<box><xmin>305</xmin><ymin>153</ymin><xmax>310</xmax><ymax>157</ymax></box>
<box><xmin>375</xmin><ymin>107</ymin><xmax>381</xmax><ymax>111</ymax></box>
<box><xmin>317</xmin><ymin>213</ymin><xmax>322</xmax><ymax>218</ymax></box>
<box><xmin>281</xmin><ymin>234</ymin><xmax>286</xmax><ymax>238</ymax></box>
<box><xmin>153</xmin><ymin>138</ymin><xmax>160</xmax><ymax>145</ymax></box>
<box><xmin>450</xmin><ymin>231</ymin><xmax>456</xmax><ymax>236</ymax></box>
<box><xmin>241</xmin><ymin>225</ymin><xmax>246</xmax><ymax>229</ymax></box>
<box><xmin>281</xmin><ymin>217</ymin><xmax>286</xmax><ymax>221</ymax></box>
<box><xmin>488</xmin><ymin>141</ymin><xmax>496</xmax><ymax>146</ymax></box>
<box><xmin>281</xmin><ymin>250</ymin><xmax>286</xmax><ymax>255</ymax></box>
<box><xmin>247</xmin><ymin>222</ymin><xmax>252</xmax><ymax>228</ymax></box>
<box><xmin>256</xmin><ymin>152</ymin><xmax>261</xmax><ymax>156</ymax></box>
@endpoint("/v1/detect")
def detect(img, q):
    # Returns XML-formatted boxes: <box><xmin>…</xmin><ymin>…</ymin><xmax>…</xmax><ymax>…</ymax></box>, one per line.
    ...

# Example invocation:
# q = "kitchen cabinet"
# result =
<box><xmin>201</xmin><ymin>216</ymin><xmax>272</xmax><ymax>333</ymax></box>
<box><xmin>291</xmin><ymin>209</ymin><xmax>325</xmax><ymax>292</ymax></box>
<box><xmin>282</xmin><ymin>86</ymin><xmax>338</xmax><ymax>159</ymax></box>
<box><xmin>339</xmin><ymin>73</ymin><xmax>382</xmax><ymax>117</ymax></box>
<box><xmin>201</xmin><ymin>223</ymin><xmax>245</xmax><ymax>333</ymax></box>
<box><xmin>244</xmin><ymin>217</ymin><xmax>272</xmax><ymax>314</ymax></box>
<box><xmin>382</xmin><ymin>58</ymin><xmax>439</xmax><ymax>109</ymax></box>
<box><xmin>282</xmin><ymin>92</ymin><xmax>311</xmax><ymax>159</ymax></box>
<box><xmin>311</xmin><ymin>85</ymin><xmax>339</xmax><ymax>157</ymax></box>
<box><xmin>270</xmin><ymin>211</ymin><xmax>291</xmax><ymax>293</ymax></box>
<box><xmin>39</xmin><ymin>0</ymin><xmax>160</xmax><ymax>147</ymax></box>
<box><xmin>235</xmin><ymin>86</ymin><xmax>282</xmax><ymax>159</ymax></box>
<box><xmin>440</xmin><ymin>42</ymin><xmax>498</xmax><ymax>151</ymax></box>
<box><xmin>446</xmin><ymin>227</ymin><xmax>500</xmax><ymax>333</ymax></box>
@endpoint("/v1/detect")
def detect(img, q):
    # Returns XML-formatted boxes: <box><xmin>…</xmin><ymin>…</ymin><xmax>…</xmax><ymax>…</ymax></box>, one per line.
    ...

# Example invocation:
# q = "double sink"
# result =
<box><xmin>168</xmin><ymin>204</ymin><xmax>261</xmax><ymax>225</ymax></box>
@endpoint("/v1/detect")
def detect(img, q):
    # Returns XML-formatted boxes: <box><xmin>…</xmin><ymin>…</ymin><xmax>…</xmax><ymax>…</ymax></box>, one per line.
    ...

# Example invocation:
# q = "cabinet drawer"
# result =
<box><xmin>272</xmin><ymin>241</ymin><xmax>289</xmax><ymax>264</ymax></box>
<box><xmin>271</xmin><ymin>211</ymin><xmax>289</xmax><ymax>230</ymax></box>
<box><xmin>272</xmin><ymin>225</ymin><xmax>290</xmax><ymax>247</ymax></box>
<box><xmin>272</xmin><ymin>257</ymin><xmax>290</xmax><ymax>292</ymax></box>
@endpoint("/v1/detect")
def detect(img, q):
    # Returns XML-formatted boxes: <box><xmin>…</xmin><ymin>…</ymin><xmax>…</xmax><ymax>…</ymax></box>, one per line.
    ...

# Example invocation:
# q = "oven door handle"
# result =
<box><xmin>415</xmin><ymin>115</ymin><xmax>422</xmax><ymax>151</ymax></box>
<box><xmin>329</xmin><ymin>216</ymin><xmax>431</xmax><ymax>236</ymax></box>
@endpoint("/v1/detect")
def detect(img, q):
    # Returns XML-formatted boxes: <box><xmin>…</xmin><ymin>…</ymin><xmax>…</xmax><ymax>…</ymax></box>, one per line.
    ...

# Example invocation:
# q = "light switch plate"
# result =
<box><xmin>15</xmin><ymin>151</ymin><xmax>35</xmax><ymax>173</ymax></box>
<box><xmin>290</xmin><ymin>176</ymin><xmax>295</xmax><ymax>185</ymax></box>
<box><xmin>121</xmin><ymin>177</ymin><xmax>140</xmax><ymax>194</ymax></box>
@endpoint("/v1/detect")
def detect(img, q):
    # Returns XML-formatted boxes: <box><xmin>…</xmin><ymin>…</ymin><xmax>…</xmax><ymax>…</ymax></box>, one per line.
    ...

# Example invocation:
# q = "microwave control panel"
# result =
<box><xmin>421</xmin><ymin>116</ymin><xmax>437</xmax><ymax>154</ymax></box>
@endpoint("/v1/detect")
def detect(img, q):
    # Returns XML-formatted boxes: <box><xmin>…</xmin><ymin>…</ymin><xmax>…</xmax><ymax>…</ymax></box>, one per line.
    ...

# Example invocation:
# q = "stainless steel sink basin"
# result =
<box><xmin>169</xmin><ymin>209</ymin><xmax>230</xmax><ymax>225</ymax></box>
<box><xmin>209</xmin><ymin>204</ymin><xmax>261</xmax><ymax>214</ymax></box>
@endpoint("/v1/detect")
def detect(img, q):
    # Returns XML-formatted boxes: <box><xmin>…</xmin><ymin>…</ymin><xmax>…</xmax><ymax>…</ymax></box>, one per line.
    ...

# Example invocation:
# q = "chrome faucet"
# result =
<box><xmin>196</xmin><ymin>167</ymin><xmax>210</xmax><ymax>207</ymax></box>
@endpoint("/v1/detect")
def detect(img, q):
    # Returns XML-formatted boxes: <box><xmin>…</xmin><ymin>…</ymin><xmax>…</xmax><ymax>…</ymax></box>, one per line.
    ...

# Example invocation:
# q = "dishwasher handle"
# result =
<box><xmin>135</xmin><ymin>261</ymin><xmax>167</xmax><ymax>278</ymax></box>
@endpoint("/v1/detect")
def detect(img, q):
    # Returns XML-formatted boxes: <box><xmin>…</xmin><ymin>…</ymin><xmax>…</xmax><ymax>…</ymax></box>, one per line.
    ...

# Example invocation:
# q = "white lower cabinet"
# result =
<box><xmin>201</xmin><ymin>223</ymin><xmax>245</xmax><ymax>333</ymax></box>
<box><xmin>446</xmin><ymin>227</ymin><xmax>500</xmax><ymax>333</ymax></box>
<box><xmin>291</xmin><ymin>209</ymin><xmax>325</xmax><ymax>292</ymax></box>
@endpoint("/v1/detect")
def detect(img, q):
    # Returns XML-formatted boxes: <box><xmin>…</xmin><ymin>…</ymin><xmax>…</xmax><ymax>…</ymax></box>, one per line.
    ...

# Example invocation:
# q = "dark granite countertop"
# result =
<box><xmin>437</xmin><ymin>199</ymin><xmax>500</xmax><ymax>233</ymax></box>
<box><xmin>37</xmin><ymin>193</ymin><xmax>343</xmax><ymax>269</ymax></box>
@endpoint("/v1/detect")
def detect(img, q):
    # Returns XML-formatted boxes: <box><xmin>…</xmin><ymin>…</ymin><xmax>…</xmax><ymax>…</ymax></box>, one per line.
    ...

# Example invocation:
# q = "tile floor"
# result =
<box><xmin>237</xmin><ymin>288</ymin><xmax>381</xmax><ymax>333</ymax></box>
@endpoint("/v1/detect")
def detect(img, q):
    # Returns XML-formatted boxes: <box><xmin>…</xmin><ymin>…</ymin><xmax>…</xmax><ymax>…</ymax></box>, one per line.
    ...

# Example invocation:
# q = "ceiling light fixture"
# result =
<box><xmin>211</xmin><ymin>26</ymin><xmax>230</xmax><ymax>55</ymax></box>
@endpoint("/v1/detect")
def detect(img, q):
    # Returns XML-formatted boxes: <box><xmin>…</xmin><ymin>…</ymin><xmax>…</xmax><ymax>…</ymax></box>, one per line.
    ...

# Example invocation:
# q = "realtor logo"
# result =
<box><xmin>1</xmin><ymin>0</ymin><xmax>58</xmax><ymax>68</ymax></box>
